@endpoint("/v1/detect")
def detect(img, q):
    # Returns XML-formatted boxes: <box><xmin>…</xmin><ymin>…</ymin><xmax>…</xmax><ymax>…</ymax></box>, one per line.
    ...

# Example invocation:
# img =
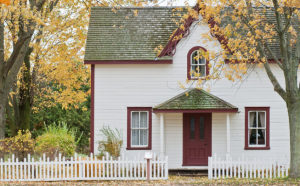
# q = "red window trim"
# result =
<box><xmin>244</xmin><ymin>107</ymin><xmax>270</xmax><ymax>150</ymax></box>
<box><xmin>187</xmin><ymin>46</ymin><xmax>209</xmax><ymax>80</ymax></box>
<box><xmin>127</xmin><ymin>107</ymin><xmax>152</xmax><ymax>150</ymax></box>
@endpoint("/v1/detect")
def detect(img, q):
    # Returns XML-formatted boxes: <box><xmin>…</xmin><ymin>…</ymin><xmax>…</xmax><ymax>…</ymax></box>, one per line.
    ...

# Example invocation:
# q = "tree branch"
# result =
<box><xmin>265</xmin><ymin>43</ymin><xmax>283</xmax><ymax>69</ymax></box>
<box><xmin>264</xmin><ymin>62</ymin><xmax>287</xmax><ymax>100</ymax></box>
<box><xmin>272</xmin><ymin>0</ymin><xmax>284</xmax><ymax>34</ymax></box>
<box><xmin>6</xmin><ymin>38</ymin><xmax>31</xmax><ymax>89</ymax></box>
<box><xmin>231</xmin><ymin>2</ymin><xmax>287</xmax><ymax>100</ymax></box>
<box><xmin>3</xmin><ymin>34</ymin><xmax>31</xmax><ymax>77</ymax></box>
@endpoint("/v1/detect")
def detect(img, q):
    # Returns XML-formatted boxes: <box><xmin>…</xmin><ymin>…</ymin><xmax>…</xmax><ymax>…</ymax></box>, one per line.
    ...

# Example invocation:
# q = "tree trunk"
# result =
<box><xmin>287</xmin><ymin>99</ymin><xmax>300</xmax><ymax>178</ymax></box>
<box><xmin>18</xmin><ymin>48</ymin><xmax>33</xmax><ymax>131</ymax></box>
<box><xmin>0</xmin><ymin>95</ymin><xmax>5</xmax><ymax>139</ymax></box>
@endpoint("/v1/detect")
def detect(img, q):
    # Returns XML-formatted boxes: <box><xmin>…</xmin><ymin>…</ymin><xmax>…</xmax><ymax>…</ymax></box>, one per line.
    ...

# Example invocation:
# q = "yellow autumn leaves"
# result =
<box><xmin>0</xmin><ymin>0</ymin><xmax>9</xmax><ymax>5</ymax></box>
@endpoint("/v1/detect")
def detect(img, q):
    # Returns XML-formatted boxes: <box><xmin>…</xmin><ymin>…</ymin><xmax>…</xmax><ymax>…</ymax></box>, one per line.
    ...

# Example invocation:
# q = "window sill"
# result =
<box><xmin>244</xmin><ymin>146</ymin><xmax>270</xmax><ymax>150</ymax></box>
<box><xmin>126</xmin><ymin>147</ymin><xmax>151</xmax><ymax>150</ymax></box>
<box><xmin>188</xmin><ymin>77</ymin><xmax>209</xmax><ymax>81</ymax></box>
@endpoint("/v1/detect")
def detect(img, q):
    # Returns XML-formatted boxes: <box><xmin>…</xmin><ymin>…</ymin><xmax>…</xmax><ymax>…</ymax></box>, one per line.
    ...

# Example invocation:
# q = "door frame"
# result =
<box><xmin>182</xmin><ymin>113</ymin><xmax>212</xmax><ymax>166</ymax></box>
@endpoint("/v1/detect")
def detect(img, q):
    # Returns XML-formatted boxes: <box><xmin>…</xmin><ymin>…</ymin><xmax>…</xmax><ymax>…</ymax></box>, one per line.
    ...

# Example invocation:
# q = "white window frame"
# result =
<box><xmin>248</xmin><ymin>110</ymin><xmax>267</xmax><ymax>147</ymax></box>
<box><xmin>190</xmin><ymin>50</ymin><xmax>206</xmax><ymax>78</ymax></box>
<box><xmin>131</xmin><ymin>111</ymin><xmax>149</xmax><ymax>147</ymax></box>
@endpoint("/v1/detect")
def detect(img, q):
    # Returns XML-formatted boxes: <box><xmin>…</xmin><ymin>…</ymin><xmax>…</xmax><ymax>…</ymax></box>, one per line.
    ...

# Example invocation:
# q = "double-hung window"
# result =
<box><xmin>245</xmin><ymin>107</ymin><xmax>270</xmax><ymax>150</ymax></box>
<box><xmin>127</xmin><ymin>107</ymin><xmax>152</xmax><ymax>150</ymax></box>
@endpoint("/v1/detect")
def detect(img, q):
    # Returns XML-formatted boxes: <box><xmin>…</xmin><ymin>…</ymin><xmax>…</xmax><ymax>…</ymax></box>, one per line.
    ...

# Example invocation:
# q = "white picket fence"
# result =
<box><xmin>208</xmin><ymin>154</ymin><xmax>289</xmax><ymax>179</ymax></box>
<box><xmin>0</xmin><ymin>153</ymin><xmax>168</xmax><ymax>181</ymax></box>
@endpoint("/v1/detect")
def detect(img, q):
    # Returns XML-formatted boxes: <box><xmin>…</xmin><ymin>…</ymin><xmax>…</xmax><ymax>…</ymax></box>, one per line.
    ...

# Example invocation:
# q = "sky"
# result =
<box><xmin>157</xmin><ymin>0</ymin><xmax>197</xmax><ymax>6</ymax></box>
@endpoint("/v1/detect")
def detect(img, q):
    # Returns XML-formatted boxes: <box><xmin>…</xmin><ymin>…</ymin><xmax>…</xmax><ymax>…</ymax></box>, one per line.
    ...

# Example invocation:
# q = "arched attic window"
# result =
<box><xmin>187</xmin><ymin>46</ymin><xmax>209</xmax><ymax>80</ymax></box>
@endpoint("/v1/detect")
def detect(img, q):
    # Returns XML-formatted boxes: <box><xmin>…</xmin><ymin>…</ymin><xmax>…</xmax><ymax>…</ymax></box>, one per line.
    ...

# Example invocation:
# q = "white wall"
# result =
<box><xmin>93</xmin><ymin>19</ymin><xmax>291</xmax><ymax>168</ymax></box>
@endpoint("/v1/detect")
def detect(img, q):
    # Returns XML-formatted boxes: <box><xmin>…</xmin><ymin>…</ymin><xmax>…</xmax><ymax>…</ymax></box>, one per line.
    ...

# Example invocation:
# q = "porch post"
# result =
<box><xmin>160</xmin><ymin>113</ymin><xmax>165</xmax><ymax>155</ymax></box>
<box><xmin>226</xmin><ymin>113</ymin><xmax>230</xmax><ymax>154</ymax></box>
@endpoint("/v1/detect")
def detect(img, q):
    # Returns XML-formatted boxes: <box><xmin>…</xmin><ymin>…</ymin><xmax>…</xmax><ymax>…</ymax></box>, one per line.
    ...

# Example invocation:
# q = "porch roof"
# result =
<box><xmin>153</xmin><ymin>88</ymin><xmax>238</xmax><ymax>113</ymax></box>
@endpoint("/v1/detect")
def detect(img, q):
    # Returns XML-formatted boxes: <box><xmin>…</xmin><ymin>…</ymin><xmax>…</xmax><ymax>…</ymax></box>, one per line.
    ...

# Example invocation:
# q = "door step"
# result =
<box><xmin>169</xmin><ymin>170</ymin><xmax>208</xmax><ymax>177</ymax></box>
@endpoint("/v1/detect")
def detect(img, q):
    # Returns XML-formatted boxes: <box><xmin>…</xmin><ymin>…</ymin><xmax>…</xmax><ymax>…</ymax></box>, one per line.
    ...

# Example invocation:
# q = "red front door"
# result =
<box><xmin>183</xmin><ymin>113</ymin><xmax>212</xmax><ymax>166</ymax></box>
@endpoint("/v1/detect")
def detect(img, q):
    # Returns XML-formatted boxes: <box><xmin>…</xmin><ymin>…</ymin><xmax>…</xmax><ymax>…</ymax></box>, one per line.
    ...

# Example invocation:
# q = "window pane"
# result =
<box><xmin>190</xmin><ymin>117</ymin><xmax>195</xmax><ymax>139</ymax></box>
<box><xmin>199</xmin><ymin>65</ymin><xmax>206</xmax><ymax>76</ymax></box>
<box><xmin>257</xmin><ymin>129</ymin><xmax>265</xmax><ymax>145</ymax></box>
<box><xmin>131</xmin><ymin>129</ymin><xmax>139</xmax><ymax>146</ymax></box>
<box><xmin>249</xmin><ymin>112</ymin><xmax>257</xmax><ymax>128</ymax></box>
<box><xmin>132</xmin><ymin>112</ymin><xmax>139</xmax><ymax>128</ymax></box>
<box><xmin>199</xmin><ymin>57</ymin><xmax>206</xmax><ymax>65</ymax></box>
<box><xmin>191</xmin><ymin>51</ymin><xmax>198</xmax><ymax>64</ymax></box>
<box><xmin>199</xmin><ymin>117</ymin><xmax>205</xmax><ymax>139</ymax></box>
<box><xmin>191</xmin><ymin>65</ymin><xmax>197</xmax><ymax>76</ymax></box>
<box><xmin>258</xmin><ymin>112</ymin><xmax>265</xmax><ymax>128</ymax></box>
<box><xmin>140</xmin><ymin>129</ymin><xmax>148</xmax><ymax>146</ymax></box>
<box><xmin>140</xmin><ymin>112</ymin><xmax>148</xmax><ymax>128</ymax></box>
<box><xmin>249</xmin><ymin>129</ymin><xmax>257</xmax><ymax>145</ymax></box>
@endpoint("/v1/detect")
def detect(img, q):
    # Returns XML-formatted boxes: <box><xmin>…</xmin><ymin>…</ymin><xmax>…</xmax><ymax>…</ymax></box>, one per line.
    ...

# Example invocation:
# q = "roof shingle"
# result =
<box><xmin>154</xmin><ymin>88</ymin><xmax>238</xmax><ymax>111</ymax></box>
<box><xmin>84</xmin><ymin>7</ymin><xmax>181</xmax><ymax>61</ymax></box>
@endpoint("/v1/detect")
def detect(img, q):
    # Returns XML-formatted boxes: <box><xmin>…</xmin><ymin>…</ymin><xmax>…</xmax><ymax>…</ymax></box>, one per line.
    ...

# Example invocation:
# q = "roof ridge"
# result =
<box><xmin>154</xmin><ymin>88</ymin><xmax>238</xmax><ymax>110</ymax></box>
<box><xmin>154</xmin><ymin>89</ymin><xmax>191</xmax><ymax>109</ymax></box>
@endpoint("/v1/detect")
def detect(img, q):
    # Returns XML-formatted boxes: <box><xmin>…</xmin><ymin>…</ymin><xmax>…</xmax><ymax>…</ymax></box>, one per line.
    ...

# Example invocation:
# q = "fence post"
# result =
<box><xmin>165</xmin><ymin>156</ymin><xmax>168</xmax><ymax>179</ymax></box>
<box><xmin>208</xmin><ymin>157</ymin><xmax>212</xmax><ymax>179</ymax></box>
<box><xmin>144</xmin><ymin>152</ymin><xmax>153</xmax><ymax>181</ymax></box>
<box><xmin>79</xmin><ymin>156</ymin><xmax>82</xmax><ymax>179</ymax></box>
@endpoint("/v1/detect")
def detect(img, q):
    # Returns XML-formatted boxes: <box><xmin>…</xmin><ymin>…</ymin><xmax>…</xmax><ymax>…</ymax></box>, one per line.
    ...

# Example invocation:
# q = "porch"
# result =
<box><xmin>152</xmin><ymin>89</ymin><xmax>238</xmax><ymax>169</ymax></box>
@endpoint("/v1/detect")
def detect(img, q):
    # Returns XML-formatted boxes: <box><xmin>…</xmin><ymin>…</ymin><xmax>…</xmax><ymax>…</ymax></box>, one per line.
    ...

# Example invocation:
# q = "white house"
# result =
<box><xmin>84</xmin><ymin>6</ymin><xmax>292</xmax><ymax>169</ymax></box>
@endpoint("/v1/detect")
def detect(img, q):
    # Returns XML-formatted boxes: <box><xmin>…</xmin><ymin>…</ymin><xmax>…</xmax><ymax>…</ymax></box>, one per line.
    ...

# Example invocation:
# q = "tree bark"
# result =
<box><xmin>18</xmin><ymin>48</ymin><xmax>33</xmax><ymax>131</ymax></box>
<box><xmin>0</xmin><ymin>94</ymin><xmax>6</xmax><ymax>138</ymax></box>
<box><xmin>287</xmin><ymin>99</ymin><xmax>300</xmax><ymax>178</ymax></box>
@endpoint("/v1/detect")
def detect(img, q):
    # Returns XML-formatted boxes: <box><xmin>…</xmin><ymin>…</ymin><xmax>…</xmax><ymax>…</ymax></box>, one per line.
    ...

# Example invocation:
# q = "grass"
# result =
<box><xmin>0</xmin><ymin>176</ymin><xmax>300</xmax><ymax>185</ymax></box>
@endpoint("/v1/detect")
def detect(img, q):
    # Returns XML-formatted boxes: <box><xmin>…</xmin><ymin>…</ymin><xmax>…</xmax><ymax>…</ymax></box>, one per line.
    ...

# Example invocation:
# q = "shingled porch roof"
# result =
<box><xmin>153</xmin><ymin>88</ymin><xmax>238</xmax><ymax>113</ymax></box>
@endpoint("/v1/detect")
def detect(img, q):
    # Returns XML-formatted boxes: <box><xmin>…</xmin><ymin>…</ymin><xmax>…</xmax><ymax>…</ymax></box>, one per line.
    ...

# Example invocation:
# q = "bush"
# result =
<box><xmin>35</xmin><ymin>123</ymin><xmax>77</xmax><ymax>159</ymax></box>
<box><xmin>0</xmin><ymin>130</ymin><xmax>35</xmax><ymax>160</ymax></box>
<box><xmin>98</xmin><ymin>126</ymin><xmax>123</xmax><ymax>159</ymax></box>
<box><xmin>31</xmin><ymin>99</ymin><xmax>90</xmax><ymax>154</ymax></box>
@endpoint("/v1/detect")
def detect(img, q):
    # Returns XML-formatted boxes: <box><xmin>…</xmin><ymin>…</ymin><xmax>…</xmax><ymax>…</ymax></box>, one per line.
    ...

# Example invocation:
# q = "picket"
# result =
<box><xmin>0</xmin><ymin>153</ymin><xmax>168</xmax><ymax>181</ymax></box>
<box><xmin>208</xmin><ymin>154</ymin><xmax>289</xmax><ymax>179</ymax></box>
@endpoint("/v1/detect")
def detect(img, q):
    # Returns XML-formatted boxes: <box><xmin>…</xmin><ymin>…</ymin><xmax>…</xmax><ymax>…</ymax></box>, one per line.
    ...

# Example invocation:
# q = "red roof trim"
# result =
<box><xmin>153</xmin><ymin>108</ymin><xmax>238</xmax><ymax>113</ymax></box>
<box><xmin>158</xmin><ymin>4</ymin><xmax>233</xmax><ymax>58</ymax></box>
<box><xmin>225</xmin><ymin>59</ymin><xmax>280</xmax><ymax>64</ymax></box>
<box><xmin>84</xmin><ymin>60</ymin><xmax>172</xmax><ymax>65</ymax></box>
<box><xmin>158</xmin><ymin>6</ymin><xmax>200</xmax><ymax>57</ymax></box>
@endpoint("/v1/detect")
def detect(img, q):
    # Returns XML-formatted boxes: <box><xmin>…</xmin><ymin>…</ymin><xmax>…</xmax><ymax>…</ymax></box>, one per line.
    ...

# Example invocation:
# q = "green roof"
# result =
<box><xmin>154</xmin><ymin>88</ymin><xmax>238</xmax><ymax>110</ymax></box>
<box><xmin>85</xmin><ymin>6</ymin><xmax>294</xmax><ymax>62</ymax></box>
<box><xmin>84</xmin><ymin>7</ymin><xmax>182</xmax><ymax>61</ymax></box>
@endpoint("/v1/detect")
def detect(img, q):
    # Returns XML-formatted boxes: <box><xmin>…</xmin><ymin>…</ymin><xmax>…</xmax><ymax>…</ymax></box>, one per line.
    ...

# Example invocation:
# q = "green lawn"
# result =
<box><xmin>1</xmin><ymin>176</ymin><xmax>300</xmax><ymax>185</ymax></box>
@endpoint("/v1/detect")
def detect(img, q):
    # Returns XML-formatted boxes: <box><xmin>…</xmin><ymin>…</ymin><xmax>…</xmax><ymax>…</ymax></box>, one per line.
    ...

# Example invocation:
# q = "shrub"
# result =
<box><xmin>0</xmin><ymin>130</ymin><xmax>35</xmax><ymax>160</ymax></box>
<box><xmin>98</xmin><ymin>126</ymin><xmax>123</xmax><ymax>159</ymax></box>
<box><xmin>35</xmin><ymin>122</ymin><xmax>77</xmax><ymax>159</ymax></box>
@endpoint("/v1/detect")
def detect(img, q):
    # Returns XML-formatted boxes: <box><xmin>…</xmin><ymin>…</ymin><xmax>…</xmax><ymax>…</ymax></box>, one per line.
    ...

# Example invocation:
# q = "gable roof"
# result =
<box><xmin>85</xmin><ymin>6</ymin><xmax>297</xmax><ymax>63</ymax></box>
<box><xmin>153</xmin><ymin>88</ymin><xmax>238</xmax><ymax>112</ymax></box>
<box><xmin>159</xmin><ymin>6</ymin><xmax>299</xmax><ymax>59</ymax></box>
<box><xmin>84</xmin><ymin>7</ymin><xmax>182</xmax><ymax>62</ymax></box>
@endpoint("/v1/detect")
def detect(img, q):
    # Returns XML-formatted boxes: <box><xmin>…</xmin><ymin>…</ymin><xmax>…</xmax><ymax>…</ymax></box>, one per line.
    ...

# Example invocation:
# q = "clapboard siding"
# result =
<box><xmin>93</xmin><ymin>20</ymin><xmax>294</xmax><ymax>168</ymax></box>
